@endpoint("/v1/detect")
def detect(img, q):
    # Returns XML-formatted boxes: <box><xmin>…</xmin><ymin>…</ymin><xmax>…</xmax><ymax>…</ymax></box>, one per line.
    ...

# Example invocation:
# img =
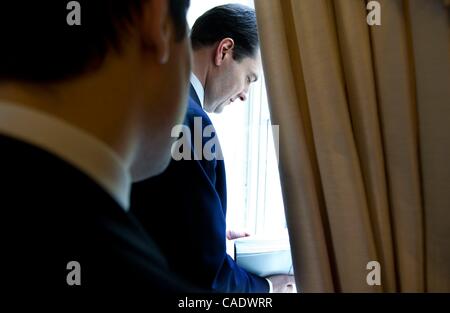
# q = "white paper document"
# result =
<box><xmin>234</xmin><ymin>235</ymin><xmax>294</xmax><ymax>277</ymax></box>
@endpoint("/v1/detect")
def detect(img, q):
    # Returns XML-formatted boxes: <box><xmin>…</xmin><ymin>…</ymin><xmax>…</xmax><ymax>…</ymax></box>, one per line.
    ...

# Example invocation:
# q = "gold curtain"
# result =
<box><xmin>255</xmin><ymin>0</ymin><xmax>449</xmax><ymax>292</ymax></box>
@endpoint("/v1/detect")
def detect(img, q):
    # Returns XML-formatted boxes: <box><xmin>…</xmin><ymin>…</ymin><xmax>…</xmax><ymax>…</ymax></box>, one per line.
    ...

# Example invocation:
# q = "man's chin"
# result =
<box><xmin>203</xmin><ymin>105</ymin><xmax>214</xmax><ymax>113</ymax></box>
<box><xmin>130</xmin><ymin>151</ymin><xmax>172</xmax><ymax>183</ymax></box>
<box><xmin>213</xmin><ymin>103</ymin><xmax>227</xmax><ymax>114</ymax></box>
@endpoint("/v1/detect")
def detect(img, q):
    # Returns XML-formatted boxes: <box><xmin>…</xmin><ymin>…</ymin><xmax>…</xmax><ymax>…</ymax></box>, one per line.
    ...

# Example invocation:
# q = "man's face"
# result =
<box><xmin>204</xmin><ymin>52</ymin><xmax>261</xmax><ymax>114</ymax></box>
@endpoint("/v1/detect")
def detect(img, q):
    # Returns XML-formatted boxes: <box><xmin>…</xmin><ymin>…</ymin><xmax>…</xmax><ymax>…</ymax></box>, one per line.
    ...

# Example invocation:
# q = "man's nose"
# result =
<box><xmin>238</xmin><ymin>91</ymin><xmax>247</xmax><ymax>102</ymax></box>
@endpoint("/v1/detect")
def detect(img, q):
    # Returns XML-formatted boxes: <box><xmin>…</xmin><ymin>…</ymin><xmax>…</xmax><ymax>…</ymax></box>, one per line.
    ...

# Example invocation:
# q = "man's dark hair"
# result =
<box><xmin>0</xmin><ymin>0</ymin><xmax>190</xmax><ymax>82</ymax></box>
<box><xmin>190</xmin><ymin>4</ymin><xmax>259</xmax><ymax>62</ymax></box>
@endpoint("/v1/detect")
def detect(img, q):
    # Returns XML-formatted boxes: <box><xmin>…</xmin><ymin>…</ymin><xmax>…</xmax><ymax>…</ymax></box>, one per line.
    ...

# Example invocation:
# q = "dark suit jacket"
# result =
<box><xmin>131</xmin><ymin>85</ymin><xmax>269</xmax><ymax>293</ymax></box>
<box><xmin>0</xmin><ymin>133</ymin><xmax>194</xmax><ymax>297</ymax></box>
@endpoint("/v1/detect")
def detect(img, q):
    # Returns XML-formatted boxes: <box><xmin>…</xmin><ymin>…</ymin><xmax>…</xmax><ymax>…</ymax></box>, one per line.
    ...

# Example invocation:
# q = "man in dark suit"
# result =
<box><xmin>0</xmin><ymin>0</ymin><xmax>195</xmax><ymax>296</ymax></box>
<box><xmin>131</xmin><ymin>4</ymin><xmax>295</xmax><ymax>293</ymax></box>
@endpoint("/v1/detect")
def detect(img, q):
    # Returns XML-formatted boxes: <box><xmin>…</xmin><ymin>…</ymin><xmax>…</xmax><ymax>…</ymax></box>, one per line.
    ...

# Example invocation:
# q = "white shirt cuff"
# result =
<box><xmin>266</xmin><ymin>278</ymin><xmax>273</xmax><ymax>293</ymax></box>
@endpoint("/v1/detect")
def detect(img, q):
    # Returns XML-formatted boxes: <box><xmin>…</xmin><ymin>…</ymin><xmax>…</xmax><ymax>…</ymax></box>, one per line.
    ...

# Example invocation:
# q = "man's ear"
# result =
<box><xmin>214</xmin><ymin>38</ymin><xmax>235</xmax><ymax>66</ymax></box>
<box><xmin>140</xmin><ymin>0</ymin><xmax>171</xmax><ymax>64</ymax></box>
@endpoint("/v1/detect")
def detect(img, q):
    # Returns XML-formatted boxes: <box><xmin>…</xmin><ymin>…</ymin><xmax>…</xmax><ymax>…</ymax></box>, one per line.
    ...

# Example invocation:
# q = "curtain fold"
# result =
<box><xmin>333</xmin><ymin>0</ymin><xmax>397</xmax><ymax>292</ymax></box>
<box><xmin>254</xmin><ymin>0</ymin><xmax>335</xmax><ymax>292</ymax></box>
<box><xmin>369</xmin><ymin>0</ymin><xmax>425</xmax><ymax>292</ymax></box>
<box><xmin>407</xmin><ymin>0</ymin><xmax>450</xmax><ymax>292</ymax></box>
<box><xmin>255</xmin><ymin>0</ymin><xmax>449</xmax><ymax>292</ymax></box>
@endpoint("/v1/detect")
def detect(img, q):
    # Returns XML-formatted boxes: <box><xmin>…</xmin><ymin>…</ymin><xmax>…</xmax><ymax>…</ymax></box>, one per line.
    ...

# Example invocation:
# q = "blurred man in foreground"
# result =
<box><xmin>0</xmin><ymin>0</ymin><xmax>193</xmax><ymax>294</ymax></box>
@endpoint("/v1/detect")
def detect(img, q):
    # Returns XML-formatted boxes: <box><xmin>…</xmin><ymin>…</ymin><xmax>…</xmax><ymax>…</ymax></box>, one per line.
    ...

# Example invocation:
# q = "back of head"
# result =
<box><xmin>190</xmin><ymin>3</ymin><xmax>259</xmax><ymax>62</ymax></box>
<box><xmin>0</xmin><ymin>0</ymin><xmax>189</xmax><ymax>82</ymax></box>
<box><xmin>0</xmin><ymin>1</ymin><xmax>192</xmax><ymax>181</ymax></box>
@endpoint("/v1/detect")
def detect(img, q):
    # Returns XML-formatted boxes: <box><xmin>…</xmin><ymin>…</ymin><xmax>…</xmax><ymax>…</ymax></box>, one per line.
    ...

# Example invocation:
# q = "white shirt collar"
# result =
<box><xmin>0</xmin><ymin>101</ymin><xmax>131</xmax><ymax>211</ymax></box>
<box><xmin>190</xmin><ymin>73</ymin><xmax>205</xmax><ymax>107</ymax></box>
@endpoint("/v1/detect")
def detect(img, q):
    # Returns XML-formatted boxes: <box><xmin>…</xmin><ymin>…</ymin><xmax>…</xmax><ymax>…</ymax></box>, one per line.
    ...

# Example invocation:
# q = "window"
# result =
<box><xmin>188</xmin><ymin>0</ymin><xmax>287</xmax><ymax>237</ymax></box>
